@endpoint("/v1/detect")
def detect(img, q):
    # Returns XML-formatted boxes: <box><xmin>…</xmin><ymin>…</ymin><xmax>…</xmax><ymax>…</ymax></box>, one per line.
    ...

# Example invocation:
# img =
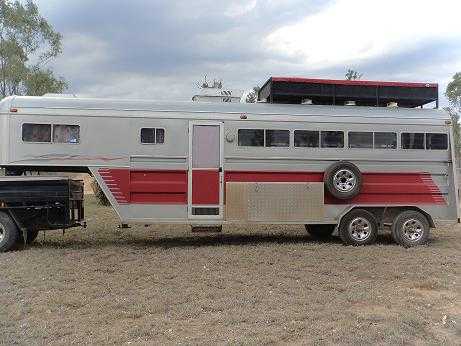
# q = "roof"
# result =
<box><xmin>0</xmin><ymin>95</ymin><xmax>449</xmax><ymax>122</ymax></box>
<box><xmin>259</xmin><ymin>77</ymin><xmax>439</xmax><ymax>108</ymax></box>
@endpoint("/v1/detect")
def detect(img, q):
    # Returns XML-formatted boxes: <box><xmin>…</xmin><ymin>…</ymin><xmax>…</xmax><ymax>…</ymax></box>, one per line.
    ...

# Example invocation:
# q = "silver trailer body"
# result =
<box><xmin>0</xmin><ymin>95</ymin><xmax>458</xmax><ymax>229</ymax></box>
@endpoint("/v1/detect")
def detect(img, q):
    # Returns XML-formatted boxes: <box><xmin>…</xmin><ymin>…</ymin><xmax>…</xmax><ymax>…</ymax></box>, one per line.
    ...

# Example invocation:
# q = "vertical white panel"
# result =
<box><xmin>192</xmin><ymin>125</ymin><xmax>220</xmax><ymax>168</ymax></box>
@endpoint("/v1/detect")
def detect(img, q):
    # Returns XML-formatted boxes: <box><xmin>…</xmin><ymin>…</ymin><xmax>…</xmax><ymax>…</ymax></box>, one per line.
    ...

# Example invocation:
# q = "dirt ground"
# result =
<box><xmin>0</xmin><ymin>197</ymin><xmax>460</xmax><ymax>345</ymax></box>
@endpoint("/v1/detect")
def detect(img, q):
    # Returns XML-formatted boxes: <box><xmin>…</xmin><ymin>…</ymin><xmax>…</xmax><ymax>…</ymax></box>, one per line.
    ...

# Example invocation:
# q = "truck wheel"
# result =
<box><xmin>391</xmin><ymin>210</ymin><xmax>430</xmax><ymax>248</ymax></box>
<box><xmin>305</xmin><ymin>224</ymin><xmax>335</xmax><ymax>239</ymax></box>
<box><xmin>339</xmin><ymin>209</ymin><xmax>378</xmax><ymax>245</ymax></box>
<box><xmin>0</xmin><ymin>212</ymin><xmax>19</xmax><ymax>252</ymax></box>
<box><xmin>324</xmin><ymin>161</ymin><xmax>362</xmax><ymax>200</ymax></box>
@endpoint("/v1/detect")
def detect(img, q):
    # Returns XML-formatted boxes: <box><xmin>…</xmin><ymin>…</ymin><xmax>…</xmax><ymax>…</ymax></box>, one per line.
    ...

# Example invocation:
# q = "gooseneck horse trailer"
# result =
<box><xmin>0</xmin><ymin>91</ymin><xmax>458</xmax><ymax>251</ymax></box>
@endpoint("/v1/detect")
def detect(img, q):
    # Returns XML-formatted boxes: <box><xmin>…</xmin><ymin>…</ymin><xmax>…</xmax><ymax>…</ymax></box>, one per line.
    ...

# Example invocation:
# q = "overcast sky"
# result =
<box><xmin>36</xmin><ymin>0</ymin><xmax>461</xmax><ymax>105</ymax></box>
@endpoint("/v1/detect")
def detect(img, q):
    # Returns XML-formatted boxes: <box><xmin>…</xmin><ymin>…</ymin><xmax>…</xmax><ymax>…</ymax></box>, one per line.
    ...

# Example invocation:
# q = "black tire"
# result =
<box><xmin>324</xmin><ymin>161</ymin><xmax>362</xmax><ymax>200</ymax></box>
<box><xmin>305</xmin><ymin>224</ymin><xmax>335</xmax><ymax>239</ymax></box>
<box><xmin>0</xmin><ymin>212</ymin><xmax>20</xmax><ymax>252</ymax></box>
<box><xmin>339</xmin><ymin>209</ymin><xmax>378</xmax><ymax>246</ymax></box>
<box><xmin>391</xmin><ymin>210</ymin><xmax>430</xmax><ymax>247</ymax></box>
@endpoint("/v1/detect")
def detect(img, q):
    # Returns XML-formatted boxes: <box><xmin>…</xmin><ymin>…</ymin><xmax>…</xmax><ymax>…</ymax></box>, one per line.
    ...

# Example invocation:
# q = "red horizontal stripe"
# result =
<box><xmin>99</xmin><ymin>169</ymin><xmax>445</xmax><ymax>206</ymax></box>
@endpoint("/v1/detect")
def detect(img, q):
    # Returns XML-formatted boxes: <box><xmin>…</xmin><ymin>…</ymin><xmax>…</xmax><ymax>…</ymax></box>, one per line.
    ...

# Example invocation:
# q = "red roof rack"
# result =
<box><xmin>258</xmin><ymin>77</ymin><xmax>439</xmax><ymax>108</ymax></box>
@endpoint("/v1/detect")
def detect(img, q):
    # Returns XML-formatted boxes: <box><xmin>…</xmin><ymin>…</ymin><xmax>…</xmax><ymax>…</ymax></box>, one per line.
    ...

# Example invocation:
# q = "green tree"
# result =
<box><xmin>245</xmin><ymin>86</ymin><xmax>260</xmax><ymax>103</ymax></box>
<box><xmin>446</xmin><ymin>72</ymin><xmax>461</xmax><ymax>109</ymax></box>
<box><xmin>0</xmin><ymin>0</ymin><xmax>67</xmax><ymax>98</ymax></box>
<box><xmin>445</xmin><ymin>73</ymin><xmax>461</xmax><ymax>161</ymax></box>
<box><xmin>345</xmin><ymin>69</ymin><xmax>362</xmax><ymax>80</ymax></box>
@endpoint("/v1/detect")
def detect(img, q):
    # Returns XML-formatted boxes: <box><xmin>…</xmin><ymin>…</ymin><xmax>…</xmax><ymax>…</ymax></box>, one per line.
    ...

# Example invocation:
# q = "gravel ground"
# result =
<box><xmin>0</xmin><ymin>197</ymin><xmax>460</xmax><ymax>345</ymax></box>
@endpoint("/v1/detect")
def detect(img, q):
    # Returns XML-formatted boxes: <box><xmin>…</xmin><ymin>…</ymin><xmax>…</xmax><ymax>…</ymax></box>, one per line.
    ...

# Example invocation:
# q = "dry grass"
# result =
<box><xmin>0</xmin><ymin>196</ymin><xmax>460</xmax><ymax>345</ymax></box>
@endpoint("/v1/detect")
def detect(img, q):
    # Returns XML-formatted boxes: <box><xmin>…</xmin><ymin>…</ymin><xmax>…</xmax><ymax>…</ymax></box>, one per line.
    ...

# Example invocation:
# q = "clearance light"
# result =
<box><xmin>10</xmin><ymin>108</ymin><xmax>18</xmax><ymax>113</ymax></box>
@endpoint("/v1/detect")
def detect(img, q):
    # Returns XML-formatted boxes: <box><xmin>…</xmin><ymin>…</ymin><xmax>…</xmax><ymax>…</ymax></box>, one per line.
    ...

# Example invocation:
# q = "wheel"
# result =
<box><xmin>324</xmin><ymin>161</ymin><xmax>362</xmax><ymax>200</ymax></box>
<box><xmin>305</xmin><ymin>224</ymin><xmax>335</xmax><ymax>239</ymax></box>
<box><xmin>391</xmin><ymin>210</ymin><xmax>430</xmax><ymax>247</ymax></box>
<box><xmin>339</xmin><ymin>209</ymin><xmax>378</xmax><ymax>246</ymax></box>
<box><xmin>0</xmin><ymin>212</ymin><xmax>20</xmax><ymax>252</ymax></box>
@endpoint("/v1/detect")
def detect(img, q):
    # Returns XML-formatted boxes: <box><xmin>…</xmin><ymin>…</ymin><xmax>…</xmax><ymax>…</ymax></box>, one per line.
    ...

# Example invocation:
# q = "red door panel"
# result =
<box><xmin>192</xmin><ymin>170</ymin><xmax>220</xmax><ymax>205</ymax></box>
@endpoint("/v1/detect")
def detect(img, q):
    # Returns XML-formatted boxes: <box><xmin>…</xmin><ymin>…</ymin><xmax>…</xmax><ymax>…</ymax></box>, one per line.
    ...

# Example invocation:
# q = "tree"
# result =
<box><xmin>446</xmin><ymin>72</ymin><xmax>461</xmax><ymax>109</ymax></box>
<box><xmin>345</xmin><ymin>69</ymin><xmax>362</xmax><ymax>80</ymax></box>
<box><xmin>0</xmin><ymin>0</ymin><xmax>67</xmax><ymax>98</ymax></box>
<box><xmin>445</xmin><ymin>73</ymin><xmax>461</xmax><ymax>162</ymax></box>
<box><xmin>245</xmin><ymin>86</ymin><xmax>260</xmax><ymax>103</ymax></box>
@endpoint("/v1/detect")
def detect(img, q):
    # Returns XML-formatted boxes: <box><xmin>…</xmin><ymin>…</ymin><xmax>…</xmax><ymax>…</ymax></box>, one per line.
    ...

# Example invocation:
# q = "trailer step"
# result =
<box><xmin>191</xmin><ymin>225</ymin><xmax>222</xmax><ymax>233</ymax></box>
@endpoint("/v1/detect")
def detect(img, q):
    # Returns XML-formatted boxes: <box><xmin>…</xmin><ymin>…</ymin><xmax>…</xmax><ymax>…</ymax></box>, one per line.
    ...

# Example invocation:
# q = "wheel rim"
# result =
<box><xmin>348</xmin><ymin>217</ymin><xmax>371</xmax><ymax>241</ymax></box>
<box><xmin>0</xmin><ymin>223</ymin><xmax>5</xmax><ymax>244</ymax></box>
<box><xmin>402</xmin><ymin>219</ymin><xmax>424</xmax><ymax>242</ymax></box>
<box><xmin>333</xmin><ymin>169</ymin><xmax>356</xmax><ymax>193</ymax></box>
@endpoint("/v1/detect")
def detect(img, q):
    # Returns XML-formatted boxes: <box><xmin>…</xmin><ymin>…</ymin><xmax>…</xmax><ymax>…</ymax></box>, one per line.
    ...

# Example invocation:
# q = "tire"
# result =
<box><xmin>391</xmin><ymin>210</ymin><xmax>430</xmax><ymax>248</ymax></box>
<box><xmin>305</xmin><ymin>224</ymin><xmax>335</xmax><ymax>239</ymax></box>
<box><xmin>339</xmin><ymin>209</ymin><xmax>378</xmax><ymax>246</ymax></box>
<box><xmin>0</xmin><ymin>212</ymin><xmax>20</xmax><ymax>252</ymax></box>
<box><xmin>324</xmin><ymin>161</ymin><xmax>362</xmax><ymax>200</ymax></box>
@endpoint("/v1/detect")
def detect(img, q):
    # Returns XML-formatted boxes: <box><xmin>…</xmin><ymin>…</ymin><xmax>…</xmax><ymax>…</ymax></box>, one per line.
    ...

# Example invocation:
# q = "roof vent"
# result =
<box><xmin>344</xmin><ymin>100</ymin><xmax>356</xmax><ymax>106</ymax></box>
<box><xmin>387</xmin><ymin>101</ymin><xmax>398</xmax><ymax>108</ymax></box>
<box><xmin>301</xmin><ymin>98</ymin><xmax>313</xmax><ymax>105</ymax></box>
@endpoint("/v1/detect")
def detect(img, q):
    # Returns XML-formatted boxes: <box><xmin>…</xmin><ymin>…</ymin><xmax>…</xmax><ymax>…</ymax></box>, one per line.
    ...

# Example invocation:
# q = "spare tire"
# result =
<box><xmin>324</xmin><ymin>161</ymin><xmax>362</xmax><ymax>200</ymax></box>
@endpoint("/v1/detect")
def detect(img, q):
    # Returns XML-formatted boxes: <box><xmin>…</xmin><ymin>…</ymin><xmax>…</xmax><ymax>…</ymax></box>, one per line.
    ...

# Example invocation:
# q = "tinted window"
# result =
<box><xmin>426</xmin><ymin>133</ymin><xmax>448</xmax><ymax>150</ymax></box>
<box><xmin>238</xmin><ymin>129</ymin><xmax>264</xmax><ymax>146</ymax></box>
<box><xmin>265</xmin><ymin>130</ymin><xmax>289</xmax><ymax>147</ymax></box>
<box><xmin>348</xmin><ymin>132</ymin><xmax>373</xmax><ymax>148</ymax></box>
<box><xmin>156</xmin><ymin>128</ymin><xmax>165</xmax><ymax>144</ymax></box>
<box><xmin>402</xmin><ymin>133</ymin><xmax>424</xmax><ymax>149</ymax></box>
<box><xmin>141</xmin><ymin>128</ymin><xmax>164</xmax><ymax>144</ymax></box>
<box><xmin>22</xmin><ymin>123</ymin><xmax>51</xmax><ymax>143</ymax></box>
<box><xmin>53</xmin><ymin>125</ymin><xmax>80</xmax><ymax>144</ymax></box>
<box><xmin>294</xmin><ymin>130</ymin><xmax>319</xmax><ymax>147</ymax></box>
<box><xmin>374</xmin><ymin>132</ymin><xmax>397</xmax><ymax>149</ymax></box>
<box><xmin>321</xmin><ymin>131</ymin><xmax>344</xmax><ymax>148</ymax></box>
<box><xmin>141</xmin><ymin>128</ymin><xmax>155</xmax><ymax>144</ymax></box>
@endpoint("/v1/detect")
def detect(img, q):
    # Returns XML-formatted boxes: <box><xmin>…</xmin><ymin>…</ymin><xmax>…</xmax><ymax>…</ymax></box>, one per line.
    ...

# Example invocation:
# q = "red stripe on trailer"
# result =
<box><xmin>99</xmin><ymin>169</ymin><xmax>445</xmax><ymax>206</ymax></box>
<box><xmin>224</xmin><ymin>171</ymin><xmax>445</xmax><ymax>205</ymax></box>
<box><xmin>225</xmin><ymin>171</ymin><xmax>324</xmax><ymax>182</ymax></box>
<box><xmin>270</xmin><ymin>77</ymin><xmax>438</xmax><ymax>88</ymax></box>
<box><xmin>99</xmin><ymin>168</ymin><xmax>130</xmax><ymax>204</ymax></box>
<box><xmin>99</xmin><ymin>169</ymin><xmax>187</xmax><ymax>204</ymax></box>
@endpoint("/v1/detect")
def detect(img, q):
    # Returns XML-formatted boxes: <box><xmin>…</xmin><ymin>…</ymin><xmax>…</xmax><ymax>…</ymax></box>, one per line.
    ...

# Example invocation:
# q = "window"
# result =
<box><xmin>22</xmin><ymin>123</ymin><xmax>51</xmax><ymax>143</ymax></box>
<box><xmin>348</xmin><ymin>132</ymin><xmax>373</xmax><ymax>148</ymax></box>
<box><xmin>294</xmin><ymin>130</ymin><xmax>319</xmax><ymax>148</ymax></box>
<box><xmin>141</xmin><ymin>128</ymin><xmax>165</xmax><ymax>144</ymax></box>
<box><xmin>401</xmin><ymin>133</ymin><xmax>424</xmax><ymax>149</ymax></box>
<box><xmin>53</xmin><ymin>125</ymin><xmax>80</xmax><ymax>144</ymax></box>
<box><xmin>156</xmin><ymin>128</ymin><xmax>165</xmax><ymax>144</ymax></box>
<box><xmin>265</xmin><ymin>130</ymin><xmax>289</xmax><ymax>147</ymax></box>
<box><xmin>321</xmin><ymin>131</ymin><xmax>344</xmax><ymax>148</ymax></box>
<box><xmin>238</xmin><ymin>129</ymin><xmax>264</xmax><ymax>146</ymax></box>
<box><xmin>374</xmin><ymin>132</ymin><xmax>397</xmax><ymax>149</ymax></box>
<box><xmin>426</xmin><ymin>133</ymin><xmax>448</xmax><ymax>150</ymax></box>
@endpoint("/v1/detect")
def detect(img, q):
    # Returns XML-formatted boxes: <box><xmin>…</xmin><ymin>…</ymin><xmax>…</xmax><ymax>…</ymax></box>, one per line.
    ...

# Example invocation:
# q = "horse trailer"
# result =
<box><xmin>0</xmin><ymin>88</ymin><xmax>458</xmax><ymax>251</ymax></box>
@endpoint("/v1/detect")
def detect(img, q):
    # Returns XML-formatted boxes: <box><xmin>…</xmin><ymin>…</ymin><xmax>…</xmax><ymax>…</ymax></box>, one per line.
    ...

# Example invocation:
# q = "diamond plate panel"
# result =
<box><xmin>247</xmin><ymin>183</ymin><xmax>324</xmax><ymax>221</ymax></box>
